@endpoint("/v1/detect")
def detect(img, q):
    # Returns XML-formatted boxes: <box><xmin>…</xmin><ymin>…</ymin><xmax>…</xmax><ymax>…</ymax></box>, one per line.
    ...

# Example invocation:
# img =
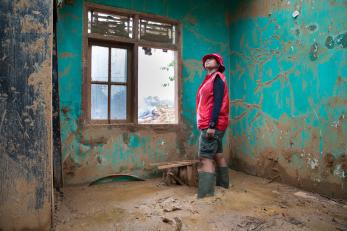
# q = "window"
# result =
<box><xmin>88</xmin><ymin>10</ymin><xmax>133</xmax><ymax>38</ymax></box>
<box><xmin>84</xmin><ymin>4</ymin><xmax>180</xmax><ymax>125</ymax></box>
<box><xmin>139</xmin><ymin>19</ymin><xmax>176</xmax><ymax>44</ymax></box>
<box><xmin>90</xmin><ymin>44</ymin><xmax>130</xmax><ymax>122</ymax></box>
<box><xmin>138</xmin><ymin>47</ymin><xmax>176</xmax><ymax>124</ymax></box>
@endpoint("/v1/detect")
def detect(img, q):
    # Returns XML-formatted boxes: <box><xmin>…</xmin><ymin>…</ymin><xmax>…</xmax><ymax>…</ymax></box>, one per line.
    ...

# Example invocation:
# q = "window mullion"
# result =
<box><xmin>133</xmin><ymin>44</ymin><xmax>138</xmax><ymax>124</ymax></box>
<box><xmin>133</xmin><ymin>15</ymin><xmax>139</xmax><ymax>41</ymax></box>
<box><xmin>108</xmin><ymin>46</ymin><xmax>111</xmax><ymax>123</ymax></box>
<box><xmin>110</xmin><ymin>82</ymin><xmax>127</xmax><ymax>86</ymax></box>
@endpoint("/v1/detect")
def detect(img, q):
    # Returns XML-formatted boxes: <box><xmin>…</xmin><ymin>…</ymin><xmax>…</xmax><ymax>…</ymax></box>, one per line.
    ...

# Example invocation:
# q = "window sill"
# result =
<box><xmin>83</xmin><ymin>122</ymin><xmax>181</xmax><ymax>131</ymax></box>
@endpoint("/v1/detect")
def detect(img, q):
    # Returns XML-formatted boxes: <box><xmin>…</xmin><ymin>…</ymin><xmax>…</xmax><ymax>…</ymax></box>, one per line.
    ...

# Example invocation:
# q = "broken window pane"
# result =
<box><xmin>111</xmin><ymin>48</ymin><xmax>127</xmax><ymax>82</ymax></box>
<box><xmin>111</xmin><ymin>85</ymin><xmax>127</xmax><ymax>120</ymax></box>
<box><xmin>138</xmin><ymin>47</ymin><xmax>176</xmax><ymax>124</ymax></box>
<box><xmin>91</xmin><ymin>46</ymin><xmax>108</xmax><ymax>82</ymax></box>
<box><xmin>88</xmin><ymin>10</ymin><xmax>133</xmax><ymax>38</ymax></box>
<box><xmin>139</xmin><ymin>19</ymin><xmax>175</xmax><ymax>44</ymax></box>
<box><xmin>91</xmin><ymin>84</ymin><xmax>108</xmax><ymax>119</ymax></box>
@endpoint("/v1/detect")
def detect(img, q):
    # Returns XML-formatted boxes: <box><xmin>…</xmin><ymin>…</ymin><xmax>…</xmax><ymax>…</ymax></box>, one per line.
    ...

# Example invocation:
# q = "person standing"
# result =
<box><xmin>196</xmin><ymin>53</ymin><xmax>230</xmax><ymax>198</ymax></box>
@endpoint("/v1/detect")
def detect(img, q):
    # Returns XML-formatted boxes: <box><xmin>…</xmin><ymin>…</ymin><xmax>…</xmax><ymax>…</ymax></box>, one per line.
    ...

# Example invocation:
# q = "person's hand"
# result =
<box><xmin>206</xmin><ymin>128</ymin><xmax>215</xmax><ymax>139</ymax></box>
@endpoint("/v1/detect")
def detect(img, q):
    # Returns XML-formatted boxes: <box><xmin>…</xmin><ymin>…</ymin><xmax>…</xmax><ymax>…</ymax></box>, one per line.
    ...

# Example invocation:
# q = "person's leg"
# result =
<box><xmin>215</xmin><ymin>153</ymin><xmax>230</xmax><ymax>188</ymax></box>
<box><xmin>214</xmin><ymin>129</ymin><xmax>231</xmax><ymax>188</ymax></box>
<box><xmin>197</xmin><ymin>157</ymin><xmax>216</xmax><ymax>198</ymax></box>
<box><xmin>197</xmin><ymin>129</ymin><xmax>218</xmax><ymax>198</ymax></box>
<box><xmin>215</xmin><ymin>153</ymin><xmax>227</xmax><ymax>167</ymax></box>
<box><xmin>198</xmin><ymin>157</ymin><xmax>215</xmax><ymax>173</ymax></box>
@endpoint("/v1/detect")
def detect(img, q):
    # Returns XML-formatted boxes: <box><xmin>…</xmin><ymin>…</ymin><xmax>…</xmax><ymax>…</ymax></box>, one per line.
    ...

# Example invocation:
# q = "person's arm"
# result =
<box><xmin>206</xmin><ymin>75</ymin><xmax>224</xmax><ymax>137</ymax></box>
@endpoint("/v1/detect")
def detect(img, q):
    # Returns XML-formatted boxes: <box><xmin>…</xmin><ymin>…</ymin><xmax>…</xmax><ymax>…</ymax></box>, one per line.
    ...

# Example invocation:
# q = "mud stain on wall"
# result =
<box><xmin>229</xmin><ymin>0</ymin><xmax>347</xmax><ymax>198</ymax></box>
<box><xmin>0</xmin><ymin>0</ymin><xmax>53</xmax><ymax>229</ymax></box>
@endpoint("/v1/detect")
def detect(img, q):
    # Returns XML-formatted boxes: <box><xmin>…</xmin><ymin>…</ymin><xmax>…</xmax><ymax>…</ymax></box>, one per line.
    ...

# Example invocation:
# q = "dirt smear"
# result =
<box><xmin>0</xmin><ymin>178</ymin><xmax>50</xmax><ymax>230</ymax></box>
<box><xmin>230</xmin><ymin>0</ymin><xmax>290</xmax><ymax>22</ymax></box>
<box><xmin>28</xmin><ymin>58</ymin><xmax>52</xmax><ymax>119</ymax></box>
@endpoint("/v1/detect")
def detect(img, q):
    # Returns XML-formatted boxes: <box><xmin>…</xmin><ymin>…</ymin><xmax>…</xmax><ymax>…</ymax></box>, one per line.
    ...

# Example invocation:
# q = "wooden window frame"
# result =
<box><xmin>82</xmin><ymin>3</ymin><xmax>182</xmax><ymax>127</ymax></box>
<box><xmin>88</xmin><ymin>41</ymin><xmax>133</xmax><ymax>124</ymax></box>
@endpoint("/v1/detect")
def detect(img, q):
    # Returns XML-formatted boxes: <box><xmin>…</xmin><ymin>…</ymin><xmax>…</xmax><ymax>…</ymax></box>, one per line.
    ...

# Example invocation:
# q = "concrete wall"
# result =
<box><xmin>0</xmin><ymin>0</ymin><xmax>53</xmax><ymax>230</ymax></box>
<box><xmin>228</xmin><ymin>0</ymin><xmax>347</xmax><ymax>198</ymax></box>
<box><xmin>57</xmin><ymin>0</ymin><xmax>231</xmax><ymax>185</ymax></box>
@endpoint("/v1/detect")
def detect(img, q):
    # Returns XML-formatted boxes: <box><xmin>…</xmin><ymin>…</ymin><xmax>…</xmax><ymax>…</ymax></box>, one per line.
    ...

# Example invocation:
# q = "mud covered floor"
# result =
<box><xmin>54</xmin><ymin>170</ymin><xmax>347</xmax><ymax>231</ymax></box>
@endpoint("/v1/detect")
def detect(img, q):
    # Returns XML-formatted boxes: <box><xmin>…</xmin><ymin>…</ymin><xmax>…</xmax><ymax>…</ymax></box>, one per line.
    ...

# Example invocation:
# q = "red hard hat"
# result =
<box><xmin>202</xmin><ymin>53</ymin><xmax>225</xmax><ymax>73</ymax></box>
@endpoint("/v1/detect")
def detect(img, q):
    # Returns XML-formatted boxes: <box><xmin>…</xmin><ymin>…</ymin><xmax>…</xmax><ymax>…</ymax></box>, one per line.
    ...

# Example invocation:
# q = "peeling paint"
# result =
<box><xmin>335</xmin><ymin>32</ymin><xmax>347</xmax><ymax>48</ymax></box>
<box><xmin>309</xmin><ymin>42</ymin><xmax>319</xmax><ymax>61</ymax></box>
<box><xmin>325</xmin><ymin>36</ymin><xmax>335</xmax><ymax>49</ymax></box>
<box><xmin>21</xmin><ymin>14</ymin><xmax>47</xmax><ymax>33</ymax></box>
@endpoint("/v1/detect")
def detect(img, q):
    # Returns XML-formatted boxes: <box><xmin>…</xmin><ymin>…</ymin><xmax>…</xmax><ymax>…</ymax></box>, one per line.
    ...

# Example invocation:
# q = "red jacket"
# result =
<box><xmin>196</xmin><ymin>71</ymin><xmax>229</xmax><ymax>131</ymax></box>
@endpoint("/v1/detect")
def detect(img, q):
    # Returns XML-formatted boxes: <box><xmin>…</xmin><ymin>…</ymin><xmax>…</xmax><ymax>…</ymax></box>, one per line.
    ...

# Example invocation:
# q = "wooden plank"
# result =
<box><xmin>186</xmin><ymin>165</ymin><xmax>193</xmax><ymax>186</ymax></box>
<box><xmin>150</xmin><ymin>160</ymin><xmax>199</xmax><ymax>167</ymax></box>
<box><xmin>158</xmin><ymin>161</ymin><xmax>199</xmax><ymax>170</ymax></box>
<box><xmin>179</xmin><ymin>166</ymin><xmax>187</xmax><ymax>183</ymax></box>
<box><xmin>149</xmin><ymin>160</ymin><xmax>186</xmax><ymax>167</ymax></box>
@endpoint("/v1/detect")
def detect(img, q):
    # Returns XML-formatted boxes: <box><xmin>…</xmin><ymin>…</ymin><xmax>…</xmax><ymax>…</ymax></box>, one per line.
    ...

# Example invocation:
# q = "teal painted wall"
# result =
<box><xmin>57</xmin><ymin>0</ymin><xmax>231</xmax><ymax>184</ymax></box>
<box><xmin>228</xmin><ymin>0</ymin><xmax>347</xmax><ymax>198</ymax></box>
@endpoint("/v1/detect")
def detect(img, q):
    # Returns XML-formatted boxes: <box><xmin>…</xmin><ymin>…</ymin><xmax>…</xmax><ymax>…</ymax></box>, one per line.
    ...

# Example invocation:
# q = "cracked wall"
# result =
<box><xmin>228</xmin><ymin>0</ymin><xmax>347</xmax><ymax>198</ymax></box>
<box><xmin>57</xmin><ymin>0</ymin><xmax>231</xmax><ymax>185</ymax></box>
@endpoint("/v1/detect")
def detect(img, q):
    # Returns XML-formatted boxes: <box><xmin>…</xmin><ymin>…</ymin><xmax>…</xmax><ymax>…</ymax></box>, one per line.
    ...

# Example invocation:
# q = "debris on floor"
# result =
<box><xmin>54</xmin><ymin>170</ymin><xmax>347</xmax><ymax>231</ymax></box>
<box><xmin>150</xmin><ymin>160</ymin><xmax>199</xmax><ymax>186</ymax></box>
<box><xmin>293</xmin><ymin>191</ymin><xmax>318</xmax><ymax>201</ymax></box>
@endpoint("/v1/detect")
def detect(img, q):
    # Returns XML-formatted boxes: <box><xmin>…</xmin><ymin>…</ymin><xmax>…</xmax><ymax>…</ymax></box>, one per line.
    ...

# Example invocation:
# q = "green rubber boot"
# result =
<box><xmin>197</xmin><ymin>172</ymin><xmax>216</xmax><ymax>199</ymax></box>
<box><xmin>216</xmin><ymin>167</ymin><xmax>230</xmax><ymax>189</ymax></box>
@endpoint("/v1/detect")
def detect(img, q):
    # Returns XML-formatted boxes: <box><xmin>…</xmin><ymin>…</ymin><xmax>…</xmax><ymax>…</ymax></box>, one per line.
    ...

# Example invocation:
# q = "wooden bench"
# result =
<box><xmin>150</xmin><ymin>160</ymin><xmax>200</xmax><ymax>186</ymax></box>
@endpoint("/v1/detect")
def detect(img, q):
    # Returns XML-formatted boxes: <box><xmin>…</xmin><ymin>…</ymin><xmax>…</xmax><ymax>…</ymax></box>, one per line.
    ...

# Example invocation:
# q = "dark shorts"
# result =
<box><xmin>198</xmin><ymin>128</ymin><xmax>225</xmax><ymax>159</ymax></box>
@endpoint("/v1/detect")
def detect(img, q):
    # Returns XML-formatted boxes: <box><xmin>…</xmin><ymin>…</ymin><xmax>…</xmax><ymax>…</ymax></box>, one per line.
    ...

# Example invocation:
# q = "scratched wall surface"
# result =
<box><xmin>228</xmin><ymin>0</ymin><xmax>347</xmax><ymax>198</ymax></box>
<box><xmin>0</xmin><ymin>0</ymin><xmax>53</xmax><ymax>230</ymax></box>
<box><xmin>57</xmin><ymin>0</ymin><xmax>231</xmax><ymax>185</ymax></box>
